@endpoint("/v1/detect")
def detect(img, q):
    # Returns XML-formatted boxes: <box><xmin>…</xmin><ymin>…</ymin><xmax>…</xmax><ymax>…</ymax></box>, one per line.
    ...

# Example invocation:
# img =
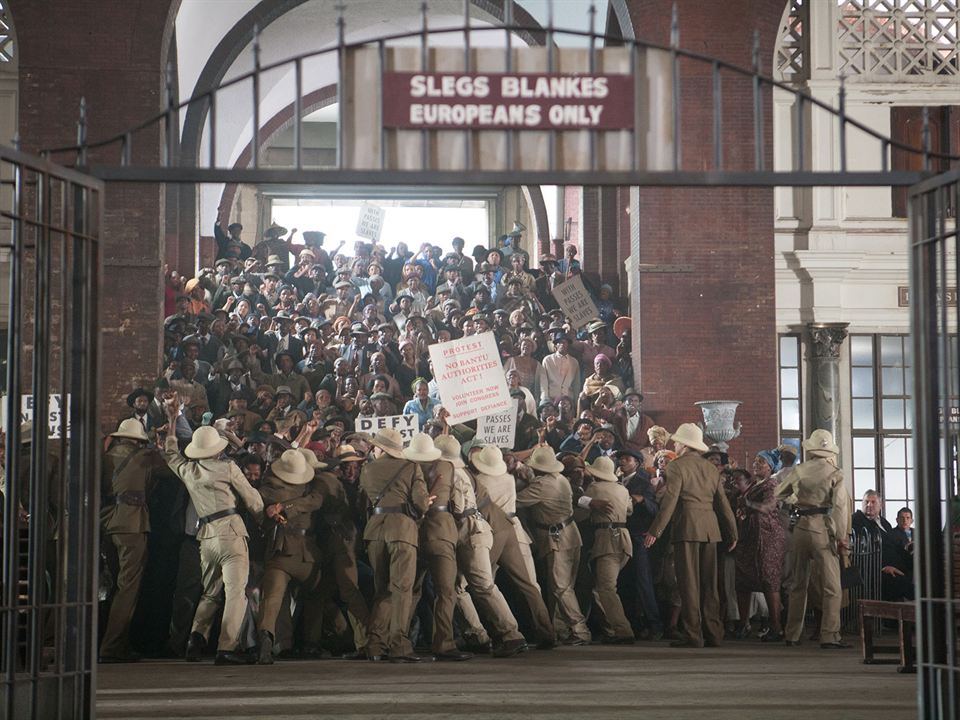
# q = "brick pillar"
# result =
<box><xmin>17</xmin><ymin>0</ymin><xmax>175</xmax><ymax>432</ymax></box>
<box><xmin>626</xmin><ymin>0</ymin><xmax>785</xmax><ymax>460</ymax></box>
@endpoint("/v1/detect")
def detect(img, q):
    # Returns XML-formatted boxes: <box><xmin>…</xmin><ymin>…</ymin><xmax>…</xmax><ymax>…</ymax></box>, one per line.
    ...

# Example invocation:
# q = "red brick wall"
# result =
<box><xmin>625</xmin><ymin>0</ymin><xmax>785</xmax><ymax>461</ymax></box>
<box><xmin>16</xmin><ymin>0</ymin><xmax>176</xmax><ymax>432</ymax></box>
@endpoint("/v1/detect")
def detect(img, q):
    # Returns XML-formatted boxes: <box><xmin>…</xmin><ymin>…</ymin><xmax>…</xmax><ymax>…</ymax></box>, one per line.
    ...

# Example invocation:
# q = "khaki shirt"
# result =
<box><xmin>360</xmin><ymin>456</ymin><xmax>429</xmax><ymax>546</ymax></box>
<box><xmin>775</xmin><ymin>458</ymin><xmax>851</xmax><ymax>546</ymax></box>
<box><xmin>647</xmin><ymin>451</ymin><xmax>737</xmax><ymax>544</ymax></box>
<box><xmin>450</xmin><ymin>466</ymin><xmax>492</xmax><ymax>549</ymax></box>
<box><xmin>586</xmin><ymin>476</ymin><xmax>633</xmax><ymax>559</ymax></box>
<box><xmin>515</xmin><ymin>471</ymin><xmax>582</xmax><ymax>558</ymax></box>
<box><xmin>259</xmin><ymin>474</ymin><xmax>326</xmax><ymax>563</ymax></box>
<box><xmin>163</xmin><ymin>435</ymin><xmax>264</xmax><ymax>540</ymax></box>
<box><xmin>100</xmin><ymin>441</ymin><xmax>166</xmax><ymax>534</ymax></box>
<box><xmin>476</xmin><ymin>471</ymin><xmax>532</xmax><ymax>546</ymax></box>
<box><xmin>420</xmin><ymin>460</ymin><xmax>458</xmax><ymax>545</ymax></box>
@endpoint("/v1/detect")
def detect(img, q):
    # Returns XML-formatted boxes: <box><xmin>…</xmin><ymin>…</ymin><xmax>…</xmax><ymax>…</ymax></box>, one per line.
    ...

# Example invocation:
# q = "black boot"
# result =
<box><xmin>258</xmin><ymin>630</ymin><xmax>275</xmax><ymax>665</ymax></box>
<box><xmin>185</xmin><ymin>632</ymin><xmax>205</xmax><ymax>662</ymax></box>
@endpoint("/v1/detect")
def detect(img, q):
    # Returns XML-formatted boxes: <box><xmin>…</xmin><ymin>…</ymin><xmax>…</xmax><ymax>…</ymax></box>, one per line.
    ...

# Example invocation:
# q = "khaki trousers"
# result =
<box><xmin>192</xmin><ymin>534</ymin><xmax>250</xmax><ymax>652</ymax></box>
<box><xmin>457</xmin><ymin>541</ymin><xmax>523</xmax><ymax>643</ymax></box>
<box><xmin>675</xmin><ymin>541</ymin><xmax>723</xmax><ymax>646</ymax></box>
<box><xmin>323</xmin><ymin>536</ymin><xmax>369</xmax><ymax>650</ymax></box>
<box><xmin>592</xmin><ymin>552</ymin><xmax>634</xmax><ymax>639</ymax></box>
<box><xmin>490</xmin><ymin>527</ymin><xmax>554</xmax><ymax>642</ymax></box>
<box><xmin>258</xmin><ymin>554</ymin><xmax>322</xmax><ymax>638</ymax></box>
<box><xmin>100</xmin><ymin>532</ymin><xmax>148</xmax><ymax>658</ymax></box>
<box><xmin>411</xmin><ymin>539</ymin><xmax>459</xmax><ymax>654</ymax></box>
<box><xmin>543</xmin><ymin>547</ymin><xmax>591</xmax><ymax>641</ymax></box>
<box><xmin>784</xmin><ymin>526</ymin><xmax>842</xmax><ymax>644</ymax></box>
<box><xmin>366</xmin><ymin>539</ymin><xmax>417</xmax><ymax>656</ymax></box>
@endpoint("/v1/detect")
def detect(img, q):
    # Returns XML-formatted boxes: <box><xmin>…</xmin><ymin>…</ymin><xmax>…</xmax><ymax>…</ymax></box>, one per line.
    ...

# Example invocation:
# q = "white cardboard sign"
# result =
<box><xmin>355</xmin><ymin>413</ymin><xmax>420</xmax><ymax>444</ymax></box>
<box><xmin>427</xmin><ymin>331</ymin><xmax>512</xmax><ymax>424</ymax></box>
<box><xmin>476</xmin><ymin>410</ymin><xmax>517</xmax><ymax>449</ymax></box>
<box><xmin>552</xmin><ymin>275</ymin><xmax>600</xmax><ymax>329</ymax></box>
<box><xmin>0</xmin><ymin>394</ymin><xmax>71</xmax><ymax>439</ymax></box>
<box><xmin>356</xmin><ymin>203</ymin><xmax>386</xmax><ymax>242</ymax></box>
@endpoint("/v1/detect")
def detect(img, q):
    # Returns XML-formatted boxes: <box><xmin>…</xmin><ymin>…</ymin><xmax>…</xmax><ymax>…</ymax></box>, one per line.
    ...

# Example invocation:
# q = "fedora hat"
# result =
<box><xmin>525</xmin><ymin>446</ymin><xmax>564</xmax><ymax>474</ymax></box>
<box><xmin>403</xmin><ymin>432</ymin><xmax>441</xmax><ymax>462</ymax></box>
<box><xmin>371</xmin><ymin>428</ymin><xmax>405</xmax><ymax>459</ymax></box>
<box><xmin>272</xmin><ymin>449</ymin><xmax>313</xmax><ymax>485</ymax></box>
<box><xmin>585</xmin><ymin>456</ymin><xmax>619</xmax><ymax>483</ymax></box>
<box><xmin>434</xmin><ymin>435</ymin><xmax>465</xmax><ymax>468</ymax></box>
<box><xmin>333</xmin><ymin>444</ymin><xmax>365</xmax><ymax>463</ymax></box>
<box><xmin>802</xmin><ymin>429</ymin><xmax>839</xmax><ymax>457</ymax></box>
<box><xmin>126</xmin><ymin>388</ymin><xmax>154</xmax><ymax>407</ymax></box>
<box><xmin>263</xmin><ymin>223</ymin><xmax>288</xmax><ymax>240</ymax></box>
<box><xmin>670</xmin><ymin>423</ymin><xmax>710</xmax><ymax>453</ymax></box>
<box><xmin>472</xmin><ymin>445</ymin><xmax>507</xmax><ymax>476</ymax></box>
<box><xmin>110</xmin><ymin>418</ymin><xmax>150</xmax><ymax>443</ymax></box>
<box><xmin>265</xmin><ymin>254</ymin><xmax>285</xmax><ymax>266</ymax></box>
<box><xmin>184</xmin><ymin>425</ymin><xmax>229</xmax><ymax>459</ymax></box>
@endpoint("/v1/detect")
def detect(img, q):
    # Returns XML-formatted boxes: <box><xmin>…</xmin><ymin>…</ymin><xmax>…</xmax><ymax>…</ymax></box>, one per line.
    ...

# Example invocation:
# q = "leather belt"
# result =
<box><xmin>593</xmin><ymin>521</ymin><xmax>627</xmax><ymax>529</ymax></box>
<box><xmin>372</xmin><ymin>506</ymin><xmax>406</xmax><ymax>515</ymax></box>
<box><xmin>429</xmin><ymin>505</ymin><xmax>450</xmax><ymax>513</ymax></box>
<box><xmin>535</xmin><ymin>515</ymin><xmax>575</xmax><ymax>535</ymax></box>
<box><xmin>105</xmin><ymin>491</ymin><xmax>147</xmax><ymax>507</ymax></box>
<box><xmin>794</xmin><ymin>506</ymin><xmax>830</xmax><ymax>516</ymax></box>
<box><xmin>197</xmin><ymin>508</ymin><xmax>239</xmax><ymax>527</ymax></box>
<box><xmin>459</xmin><ymin>507</ymin><xmax>479</xmax><ymax>517</ymax></box>
<box><xmin>278</xmin><ymin>526</ymin><xmax>309</xmax><ymax>536</ymax></box>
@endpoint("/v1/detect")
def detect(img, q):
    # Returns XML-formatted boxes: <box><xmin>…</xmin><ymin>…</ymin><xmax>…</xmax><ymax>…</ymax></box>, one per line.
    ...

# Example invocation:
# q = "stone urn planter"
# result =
<box><xmin>694</xmin><ymin>400</ymin><xmax>742</xmax><ymax>451</ymax></box>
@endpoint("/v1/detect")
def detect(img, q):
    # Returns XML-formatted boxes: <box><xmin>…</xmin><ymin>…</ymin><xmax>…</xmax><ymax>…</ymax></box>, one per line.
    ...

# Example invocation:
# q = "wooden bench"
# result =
<box><xmin>859</xmin><ymin>600</ymin><xmax>916</xmax><ymax>673</ymax></box>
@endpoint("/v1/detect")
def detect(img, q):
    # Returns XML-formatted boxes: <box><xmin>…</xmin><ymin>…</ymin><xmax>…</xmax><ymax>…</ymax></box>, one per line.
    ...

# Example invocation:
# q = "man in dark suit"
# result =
<box><xmin>852</xmin><ymin>490</ymin><xmax>913</xmax><ymax>601</ymax></box>
<box><xmin>618</xmin><ymin>448</ymin><xmax>663</xmax><ymax>639</ymax></box>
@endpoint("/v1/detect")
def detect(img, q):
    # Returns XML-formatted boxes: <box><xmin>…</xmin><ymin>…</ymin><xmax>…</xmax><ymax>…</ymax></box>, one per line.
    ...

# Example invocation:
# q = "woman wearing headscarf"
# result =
<box><xmin>578</xmin><ymin>354</ymin><xmax>626</xmax><ymax>415</ymax></box>
<box><xmin>641</xmin><ymin>426</ymin><xmax>671</xmax><ymax>474</ymax></box>
<box><xmin>733</xmin><ymin>449</ymin><xmax>787</xmax><ymax>642</ymax></box>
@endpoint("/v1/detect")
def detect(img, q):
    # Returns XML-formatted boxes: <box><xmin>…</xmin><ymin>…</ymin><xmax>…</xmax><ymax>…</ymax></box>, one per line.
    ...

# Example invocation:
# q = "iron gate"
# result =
<box><xmin>909</xmin><ymin>169</ymin><xmax>960</xmax><ymax>720</ymax></box>
<box><xmin>0</xmin><ymin>146</ymin><xmax>102</xmax><ymax>719</ymax></box>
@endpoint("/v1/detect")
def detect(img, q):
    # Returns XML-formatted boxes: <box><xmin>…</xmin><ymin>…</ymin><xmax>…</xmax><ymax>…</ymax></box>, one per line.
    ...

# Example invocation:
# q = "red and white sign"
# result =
<box><xmin>383</xmin><ymin>72</ymin><xmax>634</xmax><ymax>130</ymax></box>
<box><xmin>428</xmin><ymin>332</ymin><xmax>512</xmax><ymax>424</ymax></box>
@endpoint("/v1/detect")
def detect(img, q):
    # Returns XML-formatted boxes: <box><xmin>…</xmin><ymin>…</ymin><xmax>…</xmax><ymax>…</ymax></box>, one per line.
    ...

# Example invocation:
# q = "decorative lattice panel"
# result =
<box><xmin>838</xmin><ymin>0</ymin><xmax>960</xmax><ymax>79</ymax></box>
<box><xmin>0</xmin><ymin>1</ymin><xmax>12</xmax><ymax>63</ymax></box>
<box><xmin>776</xmin><ymin>0</ymin><xmax>809</xmax><ymax>81</ymax></box>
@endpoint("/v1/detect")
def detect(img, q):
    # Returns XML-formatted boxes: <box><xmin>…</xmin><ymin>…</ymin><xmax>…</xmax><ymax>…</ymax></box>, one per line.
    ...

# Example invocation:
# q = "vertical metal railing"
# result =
<box><xmin>0</xmin><ymin>147</ymin><xmax>102</xmax><ymax>720</ymax></box>
<box><xmin>910</xmin><ymin>171</ymin><xmax>960</xmax><ymax>720</ymax></box>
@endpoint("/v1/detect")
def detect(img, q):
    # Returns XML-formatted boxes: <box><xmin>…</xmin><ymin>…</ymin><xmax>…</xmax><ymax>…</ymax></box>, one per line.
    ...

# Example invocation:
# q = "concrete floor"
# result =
<box><xmin>96</xmin><ymin>642</ymin><xmax>917</xmax><ymax>720</ymax></box>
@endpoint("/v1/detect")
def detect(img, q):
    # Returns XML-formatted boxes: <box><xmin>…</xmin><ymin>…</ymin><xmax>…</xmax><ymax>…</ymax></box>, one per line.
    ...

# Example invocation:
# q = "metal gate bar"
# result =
<box><xmin>0</xmin><ymin>147</ymin><xmax>102</xmax><ymax>720</ymax></box>
<box><xmin>909</xmin><ymin>172</ymin><xmax>960</xmax><ymax>720</ymax></box>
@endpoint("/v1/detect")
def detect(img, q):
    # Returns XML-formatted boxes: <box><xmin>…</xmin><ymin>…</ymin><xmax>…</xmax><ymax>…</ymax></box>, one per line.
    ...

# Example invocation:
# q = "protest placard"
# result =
<box><xmin>355</xmin><ymin>414</ymin><xmax>420</xmax><ymax>444</ymax></box>
<box><xmin>551</xmin><ymin>275</ymin><xmax>600</xmax><ymax>329</ymax></box>
<box><xmin>476</xmin><ymin>410</ymin><xmax>517</xmax><ymax>449</ymax></box>
<box><xmin>356</xmin><ymin>203</ymin><xmax>386</xmax><ymax>242</ymax></box>
<box><xmin>427</xmin><ymin>331</ymin><xmax>512</xmax><ymax>424</ymax></box>
<box><xmin>0</xmin><ymin>394</ymin><xmax>71</xmax><ymax>439</ymax></box>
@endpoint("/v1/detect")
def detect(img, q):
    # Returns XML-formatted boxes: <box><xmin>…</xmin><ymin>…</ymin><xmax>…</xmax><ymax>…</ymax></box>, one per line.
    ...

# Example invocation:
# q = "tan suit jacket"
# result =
<box><xmin>100</xmin><ymin>441</ymin><xmax>166</xmax><ymax>534</ymax></box>
<box><xmin>163</xmin><ymin>435</ymin><xmax>264</xmax><ymax>539</ymax></box>
<box><xmin>647</xmin><ymin>452</ymin><xmax>737</xmax><ymax>544</ymax></box>
<box><xmin>775</xmin><ymin>458</ymin><xmax>850</xmax><ymax>542</ymax></box>
<box><xmin>360</xmin><ymin>456</ymin><xmax>429</xmax><ymax>546</ymax></box>
<box><xmin>259</xmin><ymin>474</ymin><xmax>326</xmax><ymax>563</ymax></box>
<box><xmin>450</xmin><ymin>467</ymin><xmax>492</xmax><ymax>549</ymax></box>
<box><xmin>585</xmin><ymin>477</ymin><xmax>633</xmax><ymax>559</ymax></box>
<box><xmin>515</xmin><ymin>471</ymin><xmax>582</xmax><ymax>558</ymax></box>
<box><xmin>419</xmin><ymin>460</ymin><xmax>458</xmax><ymax>545</ymax></box>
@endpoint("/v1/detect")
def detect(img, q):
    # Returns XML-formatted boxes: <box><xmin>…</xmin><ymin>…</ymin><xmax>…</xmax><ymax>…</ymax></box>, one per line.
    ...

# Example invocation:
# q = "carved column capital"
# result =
<box><xmin>807</xmin><ymin>322</ymin><xmax>849</xmax><ymax>360</ymax></box>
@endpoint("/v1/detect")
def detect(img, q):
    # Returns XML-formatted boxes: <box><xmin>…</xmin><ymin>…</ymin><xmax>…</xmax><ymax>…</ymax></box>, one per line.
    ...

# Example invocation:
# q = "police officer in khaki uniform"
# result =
<box><xmin>583</xmin><ymin>456</ymin><xmax>635</xmax><ymax>643</ymax></box>
<box><xmin>99</xmin><ymin>419</ymin><xmax>168</xmax><ymax>662</ymax></box>
<box><xmin>775</xmin><ymin>429</ymin><xmax>851</xmax><ymax>648</ymax></box>
<box><xmin>644</xmin><ymin>423</ymin><xmax>737</xmax><ymax>649</ymax></box>
<box><xmin>517</xmin><ymin>446</ymin><xmax>592</xmax><ymax>645</ymax></box>
<box><xmin>405</xmin><ymin>433</ymin><xmax>472</xmax><ymax>661</ymax></box>
<box><xmin>436</xmin><ymin>436</ymin><xmax>527</xmax><ymax>657</ymax></box>
<box><xmin>460</xmin><ymin>444</ymin><xmax>554</xmax><ymax>654</ymax></box>
<box><xmin>256</xmin><ymin>449</ymin><xmax>326</xmax><ymax>664</ymax></box>
<box><xmin>163</xmin><ymin>401</ymin><xmax>264</xmax><ymax>665</ymax></box>
<box><xmin>360</xmin><ymin>428</ymin><xmax>431</xmax><ymax>662</ymax></box>
<box><xmin>299</xmin><ymin>448</ymin><xmax>370</xmax><ymax>658</ymax></box>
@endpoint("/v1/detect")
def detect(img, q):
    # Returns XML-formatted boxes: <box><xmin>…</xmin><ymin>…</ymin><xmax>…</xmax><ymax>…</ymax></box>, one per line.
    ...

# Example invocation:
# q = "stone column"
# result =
<box><xmin>807</xmin><ymin>322</ymin><xmax>849</xmax><ymax>444</ymax></box>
